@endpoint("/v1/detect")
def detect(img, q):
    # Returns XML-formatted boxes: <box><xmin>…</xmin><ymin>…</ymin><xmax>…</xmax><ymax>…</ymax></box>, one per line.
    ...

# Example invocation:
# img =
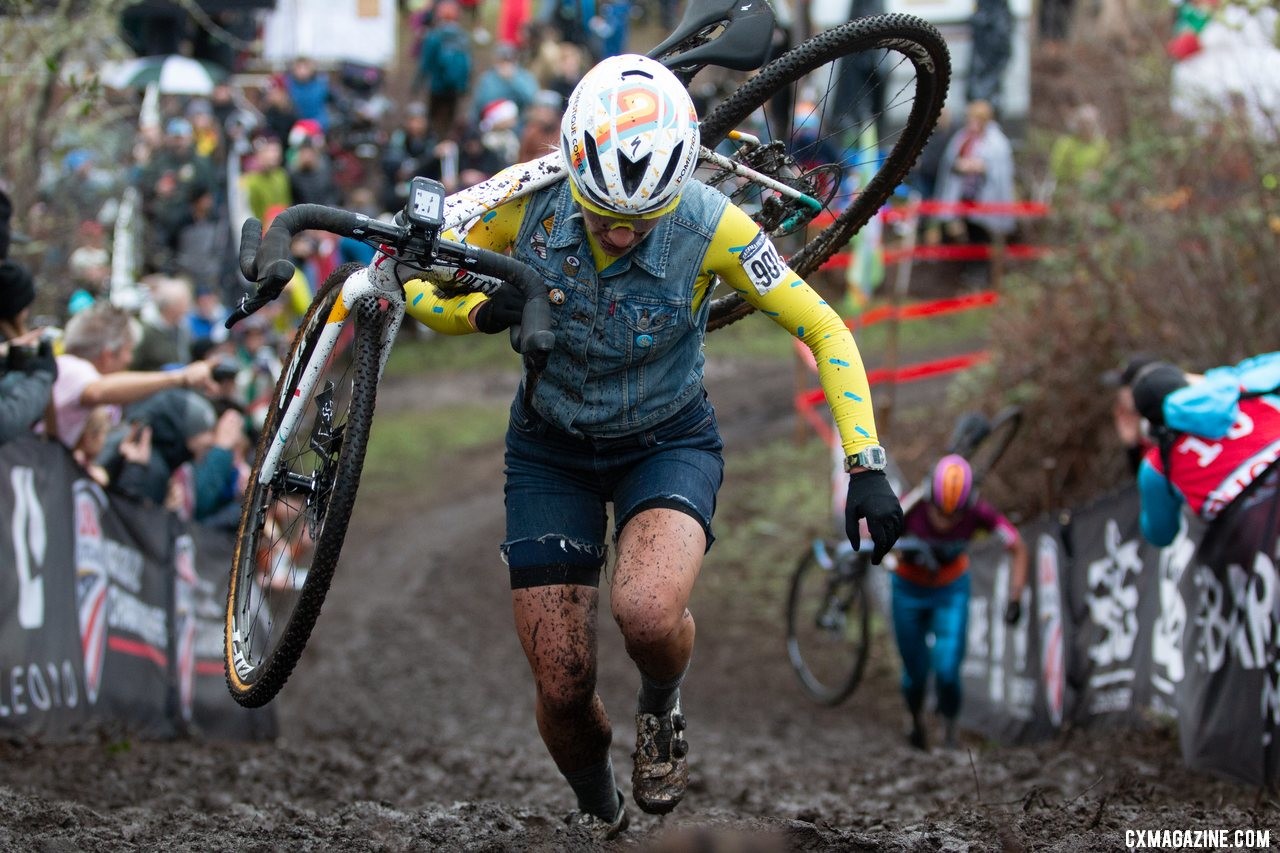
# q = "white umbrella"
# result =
<box><xmin>100</xmin><ymin>55</ymin><xmax>227</xmax><ymax>96</ymax></box>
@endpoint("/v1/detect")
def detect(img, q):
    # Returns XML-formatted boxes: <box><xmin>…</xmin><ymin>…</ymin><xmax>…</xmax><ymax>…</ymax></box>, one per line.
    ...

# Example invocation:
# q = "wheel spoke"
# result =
<box><xmin>700</xmin><ymin>14</ymin><xmax>950</xmax><ymax>330</ymax></box>
<box><xmin>225</xmin><ymin>264</ymin><xmax>381</xmax><ymax>707</ymax></box>
<box><xmin>787</xmin><ymin>547</ymin><xmax>872</xmax><ymax>705</ymax></box>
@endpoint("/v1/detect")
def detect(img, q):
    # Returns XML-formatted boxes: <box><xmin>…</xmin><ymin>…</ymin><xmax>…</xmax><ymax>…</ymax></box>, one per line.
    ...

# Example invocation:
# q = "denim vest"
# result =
<box><xmin>512</xmin><ymin>180</ymin><xmax>728</xmax><ymax>437</ymax></box>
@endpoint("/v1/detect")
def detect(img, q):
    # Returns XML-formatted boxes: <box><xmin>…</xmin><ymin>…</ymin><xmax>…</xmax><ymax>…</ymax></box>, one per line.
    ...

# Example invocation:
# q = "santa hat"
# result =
<box><xmin>479</xmin><ymin>99</ymin><xmax>519</xmax><ymax>134</ymax></box>
<box><xmin>288</xmin><ymin>118</ymin><xmax>325</xmax><ymax>149</ymax></box>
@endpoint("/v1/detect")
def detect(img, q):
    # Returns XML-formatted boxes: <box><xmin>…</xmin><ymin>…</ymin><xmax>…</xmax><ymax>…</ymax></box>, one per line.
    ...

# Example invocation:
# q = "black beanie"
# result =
<box><xmin>1131</xmin><ymin>362</ymin><xmax>1190</xmax><ymax>426</ymax></box>
<box><xmin>0</xmin><ymin>259</ymin><xmax>36</xmax><ymax>321</ymax></box>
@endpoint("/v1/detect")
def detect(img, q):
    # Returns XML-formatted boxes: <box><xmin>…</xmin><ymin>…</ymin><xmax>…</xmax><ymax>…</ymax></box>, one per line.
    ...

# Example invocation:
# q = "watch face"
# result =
<box><xmin>861</xmin><ymin>446</ymin><xmax>887</xmax><ymax>469</ymax></box>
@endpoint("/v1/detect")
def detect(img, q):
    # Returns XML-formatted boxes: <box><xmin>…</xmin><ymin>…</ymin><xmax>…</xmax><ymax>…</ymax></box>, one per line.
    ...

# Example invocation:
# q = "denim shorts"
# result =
<box><xmin>501</xmin><ymin>392</ymin><xmax>725</xmax><ymax>589</ymax></box>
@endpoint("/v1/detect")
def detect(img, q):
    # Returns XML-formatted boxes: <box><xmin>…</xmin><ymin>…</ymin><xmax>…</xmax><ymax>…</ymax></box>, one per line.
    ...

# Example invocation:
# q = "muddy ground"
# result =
<box><xmin>1</xmin><ymin>348</ymin><xmax>1275</xmax><ymax>853</ymax></box>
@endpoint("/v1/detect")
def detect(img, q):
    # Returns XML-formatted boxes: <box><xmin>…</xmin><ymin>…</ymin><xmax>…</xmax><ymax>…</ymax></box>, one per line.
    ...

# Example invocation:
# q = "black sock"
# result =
<box><xmin>563</xmin><ymin>757</ymin><xmax>620</xmax><ymax>821</ymax></box>
<box><xmin>637</xmin><ymin>666</ymin><xmax>686</xmax><ymax>715</ymax></box>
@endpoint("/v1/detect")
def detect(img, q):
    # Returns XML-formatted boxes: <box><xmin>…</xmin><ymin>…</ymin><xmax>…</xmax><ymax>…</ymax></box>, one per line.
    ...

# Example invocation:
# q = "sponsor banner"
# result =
<box><xmin>0</xmin><ymin>436</ymin><xmax>273</xmax><ymax>741</ymax></box>
<box><xmin>77</xmin><ymin>479</ymin><xmax>175</xmax><ymax>738</ymax></box>
<box><xmin>1177</xmin><ymin>469</ymin><xmax>1280</xmax><ymax>786</ymax></box>
<box><xmin>183</xmin><ymin>524</ymin><xmax>277</xmax><ymax>740</ymax></box>
<box><xmin>959</xmin><ymin>519</ymin><xmax>1061</xmax><ymax>743</ymax></box>
<box><xmin>1062</xmin><ymin>492</ymin><xmax>1150</xmax><ymax>727</ymax></box>
<box><xmin>957</xmin><ymin>480</ymin><xmax>1278</xmax><ymax>785</ymax></box>
<box><xmin>1</xmin><ymin>441</ymin><xmax>88</xmax><ymax>735</ymax></box>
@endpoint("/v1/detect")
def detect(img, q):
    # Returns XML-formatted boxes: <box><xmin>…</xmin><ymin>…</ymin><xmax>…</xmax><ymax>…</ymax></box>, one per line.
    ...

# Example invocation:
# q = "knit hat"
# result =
<box><xmin>1101</xmin><ymin>352</ymin><xmax>1159</xmax><ymax>388</ymax></box>
<box><xmin>288</xmin><ymin>118</ymin><xmax>325</xmax><ymax>149</ymax></box>
<box><xmin>67</xmin><ymin>288</ymin><xmax>96</xmax><ymax>316</ymax></box>
<box><xmin>479</xmin><ymin>99</ymin><xmax>518</xmax><ymax>133</ymax></box>
<box><xmin>123</xmin><ymin>388</ymin><xmax>217</xmax><ymax>470</ymax></box>
<box><xmin>166</xmin><ymin>117</ymin><xmax>194</xmax><ymax>138</ymax></box>
<box><xmin>1131</xmin><ymin>361</ymin><xmax>1190</xmax><ymax>426</ymax></box>
<box><xmin>0</xmin><ymin>259</ymin><xmax>36</xmax><ymax>320</ymax></box>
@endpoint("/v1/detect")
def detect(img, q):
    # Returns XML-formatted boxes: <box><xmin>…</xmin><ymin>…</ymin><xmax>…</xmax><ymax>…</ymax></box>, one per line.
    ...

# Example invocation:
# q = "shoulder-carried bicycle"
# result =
<box><xmin>785</xmin><ymin>405</ymin><xmax>1021</xmax><ymax>705</ymax></box>
<box><xmin>224</xmin><ymin>0</ymin><xmax>952</xmax><ymax>708</ymax></box>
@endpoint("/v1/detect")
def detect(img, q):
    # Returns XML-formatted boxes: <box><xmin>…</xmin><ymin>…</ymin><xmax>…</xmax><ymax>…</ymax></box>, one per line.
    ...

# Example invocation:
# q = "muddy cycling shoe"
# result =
<box><xmin>566</xmin><ymin>790</ymin><xmax>629</xmax><ymax>841</ymax></box>
<box><xmin>632</xmin><ymin>702</ymin><xmax>689</xmax><ymax>814</ymax></box>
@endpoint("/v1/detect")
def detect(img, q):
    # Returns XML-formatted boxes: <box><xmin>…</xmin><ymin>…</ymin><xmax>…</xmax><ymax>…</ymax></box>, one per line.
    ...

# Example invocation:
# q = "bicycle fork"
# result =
<box><xmin>257</xmin><ymin>265</ymin><xmax>404</xmax><ymax>486</ymax></box>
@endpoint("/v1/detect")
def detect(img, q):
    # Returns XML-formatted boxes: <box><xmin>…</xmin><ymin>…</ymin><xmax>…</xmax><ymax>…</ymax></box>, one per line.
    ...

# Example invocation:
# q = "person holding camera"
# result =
<box><xmin>47</xmin><ymin>302</ymin><xmax>221</xmax><ymax>451</ymax></box>
<box><xmin>0</xmin><ymin>332</ymin><xmax>57</xmax><ymax>445</ymax></box>
<box><xmin>890</xmin><ymin>454</ymin><xmax>1027</xmax><ymax>751</ymax></box>
<box><xmin>0</xmin><ymin>259</ymin><xmax>57</xmax><ymax>444</ymax></box>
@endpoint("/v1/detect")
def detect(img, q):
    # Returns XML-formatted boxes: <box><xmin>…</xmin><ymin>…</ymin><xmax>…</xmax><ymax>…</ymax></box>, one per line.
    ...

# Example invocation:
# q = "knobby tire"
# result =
<box><xmin>785</xmin><ymin>545</ymin><xmax>872</xmax><ymax>706</ymax></box>
<box><xmin>700</xmin><ymin>14</ymin><xmax>950</xmax><ymax>331</ymax></box>
<box><xmin>225</xmin><ymin>262</ymin><xmax>382</xmax><ymax>708</ymax></box>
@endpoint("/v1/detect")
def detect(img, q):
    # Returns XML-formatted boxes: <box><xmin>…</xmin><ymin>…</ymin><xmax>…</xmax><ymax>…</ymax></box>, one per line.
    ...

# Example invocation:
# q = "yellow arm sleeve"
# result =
<box><xmin>403</xmin><ymin>196</ymin><xmax>530</xmax><ymax>335</ymax></box>
<box><xmin>705</xmin><ymin>204</ymin><xmax>879</xmax><ymax>456</ymax></box>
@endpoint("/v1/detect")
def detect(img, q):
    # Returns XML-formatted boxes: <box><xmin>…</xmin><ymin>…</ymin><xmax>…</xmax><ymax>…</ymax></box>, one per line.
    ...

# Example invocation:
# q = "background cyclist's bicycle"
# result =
<box><xmin>223</xmin><ymin>0</ymin><xmax>952</xmax><ymax>709</ymax></box>
<box><xmin>785</xmin><ymin>405</ymin><xmax>1022</xmax><ymax>705</ymax></box>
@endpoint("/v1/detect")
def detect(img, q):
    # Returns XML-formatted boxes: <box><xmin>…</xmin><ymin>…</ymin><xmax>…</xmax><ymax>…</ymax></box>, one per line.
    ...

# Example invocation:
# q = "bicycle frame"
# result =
<box><xmin>257</xmin><ymin>261</ymin><xmax>405</xmax><ymax>487</ymax></box>
<box><xmin>441</xmin><ymin>145</ymin><xmax>823</xmax><ymax>237</ymax></box>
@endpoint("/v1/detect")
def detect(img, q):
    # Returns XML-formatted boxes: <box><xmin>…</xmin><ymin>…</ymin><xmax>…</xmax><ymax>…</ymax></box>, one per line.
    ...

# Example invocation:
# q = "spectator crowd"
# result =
<box><xmin>0</xmin><ymin>0</ymin><xmax>666</xmax><ymax>532</ymax></box>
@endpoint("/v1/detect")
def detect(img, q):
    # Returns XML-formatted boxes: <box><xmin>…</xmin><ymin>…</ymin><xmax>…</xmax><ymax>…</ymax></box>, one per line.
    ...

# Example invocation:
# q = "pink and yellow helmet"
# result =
<box><xmin>929</xmin><ymin>454</ymin><xmax>973</xmax><ymax>514</ymax></box>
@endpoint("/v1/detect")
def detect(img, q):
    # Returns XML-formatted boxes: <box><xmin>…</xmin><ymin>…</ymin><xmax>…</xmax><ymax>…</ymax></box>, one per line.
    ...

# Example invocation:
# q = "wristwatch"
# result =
<box><xmin>844</xmin><ymin>445</ymin><xmax>888</xmax><ymax>472</ymax></box>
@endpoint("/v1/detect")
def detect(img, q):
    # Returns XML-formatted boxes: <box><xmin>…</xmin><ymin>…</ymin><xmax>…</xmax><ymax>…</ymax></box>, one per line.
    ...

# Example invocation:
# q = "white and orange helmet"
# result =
<box><xmin>559</xmin><ymin>54</ymin><xmax>700</xmax><ymax>218</ymax></box>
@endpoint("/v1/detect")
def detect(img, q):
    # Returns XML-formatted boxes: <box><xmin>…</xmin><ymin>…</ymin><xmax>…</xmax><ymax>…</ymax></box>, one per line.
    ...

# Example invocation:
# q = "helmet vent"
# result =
<box><xmin>650</xmin><ymin>140</ymin><xmax>685</xmax><ymax>199</ymax></box>
<box><xmin>582</xmin><ymin>132</ymin><xmax>609</xmax><ymax>193</ymax></box>
<box><xmin>617</xmin><ymin>150</ymin><xmax>651</xmax><ymax>195</ymax></box>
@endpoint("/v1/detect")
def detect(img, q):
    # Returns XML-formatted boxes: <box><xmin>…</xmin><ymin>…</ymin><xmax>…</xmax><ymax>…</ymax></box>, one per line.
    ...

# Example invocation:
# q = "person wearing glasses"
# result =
<box><xmin>405</xmin><ymin>54</ymin><xmax>903</xmax><ymax>839</ymax></box>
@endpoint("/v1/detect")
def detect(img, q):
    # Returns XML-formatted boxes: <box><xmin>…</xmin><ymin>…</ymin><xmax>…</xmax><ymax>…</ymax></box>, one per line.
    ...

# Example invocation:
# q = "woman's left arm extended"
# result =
<box><xmin>706</xmin><ymin>205</ymin><xmax>878</xmax><ymax>457</ymax></box>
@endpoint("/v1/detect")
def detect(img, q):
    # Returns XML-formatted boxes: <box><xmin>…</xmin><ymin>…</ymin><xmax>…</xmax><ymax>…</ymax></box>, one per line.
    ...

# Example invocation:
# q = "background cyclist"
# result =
<box><xmin>403</xmin><ymin>54</ymin><xmax>903</xmax><ymax>838</ymax></box>
<box><xmin>891</xmin><ymin>454</ymin><xmax>1027</xmax><ymax>751</ymax></box>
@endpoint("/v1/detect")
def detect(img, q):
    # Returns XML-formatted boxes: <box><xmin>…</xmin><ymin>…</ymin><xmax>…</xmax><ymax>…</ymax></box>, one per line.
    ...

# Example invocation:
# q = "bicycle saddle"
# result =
<box><xmin>647</xmin><ymin>0</ymin><xmax>776</xmax><ymax>75</ymax></box>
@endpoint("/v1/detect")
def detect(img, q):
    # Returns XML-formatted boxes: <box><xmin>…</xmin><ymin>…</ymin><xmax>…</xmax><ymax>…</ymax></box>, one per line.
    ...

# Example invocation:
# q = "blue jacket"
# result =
<box><xmin>1138</xmin><ymin>351</ymin><xmax>1280</xmax><ymax>545</ymax></box>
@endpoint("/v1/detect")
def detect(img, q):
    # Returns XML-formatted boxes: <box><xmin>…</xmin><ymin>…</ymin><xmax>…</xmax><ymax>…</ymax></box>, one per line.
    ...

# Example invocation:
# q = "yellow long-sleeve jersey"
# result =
<box><xmin>403</xmin><ymin>192</ymin><xmax>879</xmax><ymax>456</ymax></box>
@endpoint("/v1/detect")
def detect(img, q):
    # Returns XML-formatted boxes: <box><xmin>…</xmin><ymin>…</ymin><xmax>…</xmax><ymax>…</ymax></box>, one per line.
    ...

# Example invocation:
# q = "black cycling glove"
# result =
<box><xmin>472</xmin><ymin>283</ymin><xmax>525</xmax><ymax>334</ymax></box>
<box><xmin>845</xmin><ymin>469</ymin><xmax>904</xmax><ymax>565</ymax></box>
<box><xmin>1004</xmin><ymin>600</ymin><xmax>1022</xmax><ymax>626</ymax></box>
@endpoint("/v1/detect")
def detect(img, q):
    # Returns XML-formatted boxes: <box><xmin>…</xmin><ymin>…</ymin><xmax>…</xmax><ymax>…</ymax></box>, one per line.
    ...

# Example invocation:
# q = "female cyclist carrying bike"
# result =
<box><xmin>404</xmin><ymin>54</ymin><xmax>903</xmax><ymax>838</ymax></box>
<box><xmin>891</xmin><ymin>454</ymin><xmax>1027</xmax><ymax>751</ymax></box>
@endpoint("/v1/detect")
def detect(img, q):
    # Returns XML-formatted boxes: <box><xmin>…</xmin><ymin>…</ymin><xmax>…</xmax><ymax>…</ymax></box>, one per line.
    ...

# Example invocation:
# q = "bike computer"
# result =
<box><xmin>407</xmin><ymin>176</ymin><xmax>446</xmax><ymax>232</ymax></box>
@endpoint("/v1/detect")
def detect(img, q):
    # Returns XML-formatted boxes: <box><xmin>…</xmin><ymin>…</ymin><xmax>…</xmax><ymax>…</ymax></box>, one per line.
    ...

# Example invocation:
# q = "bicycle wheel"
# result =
<box><xmin>698</xmin><ymin>14</ymin><xmax>950</xmax><ymax>331</ymax></box>
<box><xmin>225</xmin><ymin>262</ymin><xmax>383</xmax><ymax>708</ymax></box>
<box><xmin>965</xmin><ymin>405</ymin><xmax>1022</xmax><ymax>485</ymax></box>
<box><xmin>785</xmin><ymin>542</ymin><xmax>871</xmax><ymax>706</ymax></box>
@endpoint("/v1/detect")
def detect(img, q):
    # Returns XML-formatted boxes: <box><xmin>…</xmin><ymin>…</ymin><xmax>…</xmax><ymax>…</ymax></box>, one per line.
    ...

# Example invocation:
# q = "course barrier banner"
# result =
<box><xmin>959</xmin><ymin>517</ymin><xmax>1065</xmax><ymax>744</ymax></box>
<box><xmin>958</xmin><ymin>482</ymin><xmax>1279</xmax><ymax>786</ymax></box>
<box><xmin>1177</xmin><ymin>469</ymin><xmax>1280</xmax><ymax>787</ymax></box>
<box><xmin>0</xmin><ymin>436</ymin><xmax>275</xmax><ymax>741</ymax></box>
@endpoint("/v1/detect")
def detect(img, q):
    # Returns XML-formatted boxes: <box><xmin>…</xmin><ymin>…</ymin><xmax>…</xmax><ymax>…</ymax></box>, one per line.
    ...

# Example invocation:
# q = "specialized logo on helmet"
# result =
<box><xmin>568</xmin><ymin>85</ymin><xmax>674</xmax><ymax>174</ymax></box>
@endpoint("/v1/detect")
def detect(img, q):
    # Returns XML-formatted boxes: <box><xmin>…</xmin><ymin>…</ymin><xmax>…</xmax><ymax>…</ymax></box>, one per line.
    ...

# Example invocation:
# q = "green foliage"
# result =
<box><xmin>382</xmin><ymin>330</ymin><xmax>520</xmax><ymax>379</ymax></box>
<box><xmin>363</xmin><ymin>402</ymin><xmax>509</xmax><ymax>491</ymax></box>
